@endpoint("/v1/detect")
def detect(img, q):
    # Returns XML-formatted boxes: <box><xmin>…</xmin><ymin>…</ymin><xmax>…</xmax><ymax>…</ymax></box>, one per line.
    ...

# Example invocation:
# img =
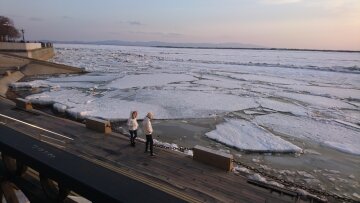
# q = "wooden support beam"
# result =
<box><xmin>85</xmin><ymin>117</ymin><xmax>112</xmax><ymax>134</ymax></box>
<box><xmin>15</xmin><ymin>98</ymin><xmax>33</xmax><ymax>111</ymax></box>
<box><xmin>193</xmin><ymin>145</ymin><xmax>233</xmax><ymax>171</ymax></box>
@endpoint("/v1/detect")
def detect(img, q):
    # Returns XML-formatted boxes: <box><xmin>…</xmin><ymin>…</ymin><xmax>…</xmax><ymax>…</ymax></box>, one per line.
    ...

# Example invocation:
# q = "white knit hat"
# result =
<box><xmin>146</xmin><ymin>112</ymin><xmax>154</xmax><ymax>119</ymax></box>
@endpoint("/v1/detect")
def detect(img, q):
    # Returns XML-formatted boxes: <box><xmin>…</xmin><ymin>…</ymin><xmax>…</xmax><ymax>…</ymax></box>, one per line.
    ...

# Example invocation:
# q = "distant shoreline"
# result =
<box><xmin>53</xmin><ymin>41</ymin><xmax>360</xmax><ymax>53</ymax></box>
<box><xmin>152</xmin><ymin>46</ymin><xmax>360</xmax><ymax>53</ymax></box>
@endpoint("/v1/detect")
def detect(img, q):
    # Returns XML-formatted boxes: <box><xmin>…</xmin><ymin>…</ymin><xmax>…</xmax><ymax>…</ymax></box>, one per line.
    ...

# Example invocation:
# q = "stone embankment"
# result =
<box><xmin>0</xmin><ymin>53</ymin><xmax>85</xmax><ymax>97</ymax></box>
<box><xmin>0</xmin><ymin>42</ymin><xmax>55</xmax><ymax>60</ymax></box>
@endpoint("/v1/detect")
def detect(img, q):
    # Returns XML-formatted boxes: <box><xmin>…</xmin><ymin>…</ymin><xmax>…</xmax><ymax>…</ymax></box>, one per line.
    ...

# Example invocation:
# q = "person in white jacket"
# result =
<box><xmin>143</xmin><ymin>112</ymin><xmax>154</xmax><ymax>156</ymax></box>
<box><xmin>127</xmin><ymin>111</ymin><xmax>139</xmax><ymax>147</ymax></box>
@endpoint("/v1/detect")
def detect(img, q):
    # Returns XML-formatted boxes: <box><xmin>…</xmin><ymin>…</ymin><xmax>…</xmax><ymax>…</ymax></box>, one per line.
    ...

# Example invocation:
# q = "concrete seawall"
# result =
<box><xmin>0</xmin><ymin>47</ymin><xmax>55</xmax><ymax>61</ymax></box>
<box><xmin>0</xmin><ymin>53</ymin><xmax>85</xmax><ymax>97</ymax></box>
<box><xmin>0</xmin><ymin>42</ymin><xmax>55</xmax><ymax>60</ymax></box>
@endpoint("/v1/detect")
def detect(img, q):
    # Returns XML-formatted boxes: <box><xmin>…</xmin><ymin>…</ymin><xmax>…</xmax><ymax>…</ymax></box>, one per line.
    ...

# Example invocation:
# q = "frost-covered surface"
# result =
<box><xmin>206</xmin><ymin>119</ymin><xmax>302</xmax><ymax>153</ymax></box>
<box><xmin>12</xmin><ymin>44</ymin><xmax>360</xmax><ymax>156</ymax></box>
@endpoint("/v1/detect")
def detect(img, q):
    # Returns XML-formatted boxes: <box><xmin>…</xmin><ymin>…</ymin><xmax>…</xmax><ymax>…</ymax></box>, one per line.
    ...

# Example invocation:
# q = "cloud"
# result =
<box><xmin>166</xmin><ymin>33</ymin><xmax>184</xmax><ymax>37</ymax></box>
<box><xmin>129</xmin><ymin>31</ymin><xmax>184</xmax><ymax>37</ymax></box>
<box><xmin>108</xmin><ymin>31</ymin><xmax>122</xmax><ymax>35</ymax></box>
<box><xmin>29</xmin><ymin>17</ymin><xmax>43</xmax><ymax>21</ymax></box>
<box><xmin>62</xmin><ymin>16</ymin><xmax>72</xmax><ymax>20</ymax></box>
<box><xmin>127</xmin><ymin>21</ymin><xmax>144</xmax><ymax>26</ymax></box>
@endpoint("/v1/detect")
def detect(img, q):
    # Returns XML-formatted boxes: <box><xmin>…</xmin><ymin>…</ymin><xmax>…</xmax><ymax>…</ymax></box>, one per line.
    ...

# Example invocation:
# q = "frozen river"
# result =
<box><xmin>11</xmin><ymin>44</ymin><xmax>360</xmax><ymax>200</ymax></box>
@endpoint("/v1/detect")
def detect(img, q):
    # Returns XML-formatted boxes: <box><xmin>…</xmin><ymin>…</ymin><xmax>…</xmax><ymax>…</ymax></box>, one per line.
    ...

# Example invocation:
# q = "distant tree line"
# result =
<box><xmin>0</xmin><ymin>16</ymin><xmax>20</xmax><ymax>42</ymax></box>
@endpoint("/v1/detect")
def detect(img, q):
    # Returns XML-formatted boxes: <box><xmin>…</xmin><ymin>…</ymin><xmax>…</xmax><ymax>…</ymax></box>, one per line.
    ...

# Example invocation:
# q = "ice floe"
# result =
<box><xmin>10</xmin><ymin>80</ymin><xmax>51</xmax><ymax>89</ymax></box>
<box><xmin>256</xmin><ymin>98</ymin><xmax>308</xmax><ymax>116</ymax></box>
<box><xmin>275</xmin><ymin>92</ymin><xmax>355</xmax><ymax>109</ymax></box>
<box><xmin>205</xmin><ymin>119</ymin><xmax>302</xmax><ymax>153</ymax></box>
<box><xmin>25</xmin><ymin>88</ymin><xmax>258</xmax><ymax>119</ymax></box>
<box><xmin>107</xmin><ymin>73</ymin><xmax>196</xmax><ymax>89</ymax></box>
<box><xmin>255</xmin><ymin>113</ymin><xmax>360</xmax><ymax>155</ymax></box>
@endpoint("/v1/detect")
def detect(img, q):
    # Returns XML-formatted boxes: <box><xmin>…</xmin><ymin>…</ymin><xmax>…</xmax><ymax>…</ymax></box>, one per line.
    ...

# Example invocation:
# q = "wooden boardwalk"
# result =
<box><xmin>0</xmin><ymin>99</ymin><xmax>298</xmax><ymax>203</ymax></box>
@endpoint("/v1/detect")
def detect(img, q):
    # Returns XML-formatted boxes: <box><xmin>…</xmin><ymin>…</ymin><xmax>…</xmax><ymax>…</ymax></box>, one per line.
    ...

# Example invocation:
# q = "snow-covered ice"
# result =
<box><xmin>275</xmin><ymin>92</ymin><xmax>355</xmax><ymax>109</ymax></box>
<box><xmin>205</xmin><ymin>119</ymin><xmax>302</xmax><ymax>153</ymax></box>
<box><xmin>256</xmin><ymin>98</ymin><xmax>308</xmax><ymax>116</ymax></box>
<box><xmin>107</xmin><ymin>73</ymin><xmax>196</xmax><ymax>89</ymax></box>
<box><xmin>255</xmin><ymin>113</ymin><xmax>360</xmax><ymax>155</ymax></box>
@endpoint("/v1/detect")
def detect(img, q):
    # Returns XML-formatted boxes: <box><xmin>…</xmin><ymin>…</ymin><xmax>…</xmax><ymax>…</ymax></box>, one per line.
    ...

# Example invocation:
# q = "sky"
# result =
<box><xmin>1</xmin><ymin>0</ymin><xmax>359</xmax><ymax>50</ymax></box>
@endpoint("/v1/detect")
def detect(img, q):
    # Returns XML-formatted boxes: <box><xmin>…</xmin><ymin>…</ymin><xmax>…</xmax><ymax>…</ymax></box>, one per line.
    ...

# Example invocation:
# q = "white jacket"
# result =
<box><xmin>127</xmin><ymin>118</ymin><xmax>138</xmax><ymax>131</ymax></box>
<box><xmin>142</xmin><ymin>117</ymin><xmax>153</xmax><ymax>135</ymax></box>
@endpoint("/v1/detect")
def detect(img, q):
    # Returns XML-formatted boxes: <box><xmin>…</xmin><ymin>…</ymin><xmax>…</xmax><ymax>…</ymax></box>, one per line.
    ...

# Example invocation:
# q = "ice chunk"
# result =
<box><xmin>256</xmin><ymin>98</ymin><xmax>308</xmax><ymax>116</ymax></box>
<box><xmin>205</xmin><ymin>119</ymin><xmax>302</xmax><ymax>153</ymax></box>
<box><xmin>234</xmin><ymin>166</ymin><xmax>250</xmax><ymax>174</ymax></box>
<box><xmin>10</xmin><ymin>80</ymin><xmax>50</xmax><ymax>89</ymax></box>
<box><xmin>107</xmin><ymin>73</ymin><xmax>196</xmax><ymax>89</ymax></box>
<box><xmin>303</xmin><ymin>149</ymin><xmax>321</xmax><ymax>155</ymax></box>
<box><xmin>353</xmin><ymin>193</ymin><xmax>360</xmax><ymax>199</ymax></box>
<box><xmin>249</xmin><ymin>173</ymin><xmax>267</xmax><ymax>182</ymax></box>
<box><xmin>284</xmin><ymin>84</ymin><xmax>360</xmax><ymax>100</ymax></box>
<box><xmin>334</xmin><ymin>119</ymin><xmax>360</xmax><ymax>130</ymax></box>
<box><xmin>323</xmin><ymin>141</ymin><xmax>360</xmax><ymax>155</ymax></box>
<box><xmin>297</xmin><ymin>171</ymin><xmax>315</xmax><ymax>179</ymax></box>
<box><xmin>47</xmin><ymin>74</ymin><xmax>117</xmax><ymax>83</ymax></box>
<box><xmin>255</xmin><ymin>113</ymin><xmax>360</xmax><ymax>155</ymax></box>
<box><xmin>53</xmin><ymin>103</ymin><xmax>67</xmax><ymax>113</ymax></box>
<box><xmin>276</xmin><ymin>92</ymin><xmax>354</xmax><ymax>109</ymax></box>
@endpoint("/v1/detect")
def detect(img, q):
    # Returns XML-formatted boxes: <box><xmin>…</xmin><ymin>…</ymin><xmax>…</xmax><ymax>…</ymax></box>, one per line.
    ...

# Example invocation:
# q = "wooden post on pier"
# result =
<box><xmin>85</xmin><ymin>117</ymin><xmax>112</xmax><ymax>134</ymax></box>
<box><xmin>193</xmin><ymin>145</ymin><xmax>233</xmax><ymax>171</ymax></box>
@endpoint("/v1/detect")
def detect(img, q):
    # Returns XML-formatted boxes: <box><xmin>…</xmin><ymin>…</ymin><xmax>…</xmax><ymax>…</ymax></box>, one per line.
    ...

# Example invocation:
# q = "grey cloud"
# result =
<box><xmin>62</xmin><ymin>16</ymin><xmax>72</xmax><ymax>20</ymax></box>
<box><xmin>166</xmin><ymin>33</ymin><xmax>184</xmax><ymax>37</ymax></box>
<box><xmin>129</xmin><ymin>31</ymin><xmax>184</xmax><ymax>37</ymax></box>
<box><xmin>127</xmin><ymin>21</ymin><xmax>144</xmax><ymax>26</ymax></box>
<box><xmin>29</xmin><ymin>17</ymin><xmax>43</xmax><ymax>21</ymax></box>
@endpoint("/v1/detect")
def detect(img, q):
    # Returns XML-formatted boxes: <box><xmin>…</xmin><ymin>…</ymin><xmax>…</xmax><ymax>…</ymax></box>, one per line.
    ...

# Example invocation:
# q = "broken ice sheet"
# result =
<box><xmin>255</xmin><ymin>113</ymin><xmax>360</xmax><ymax>155</ymax></box>
<box><xmin>205</xmin><ymin>119</ymin><xmax>302</xmax><ymax>153</ymax></box>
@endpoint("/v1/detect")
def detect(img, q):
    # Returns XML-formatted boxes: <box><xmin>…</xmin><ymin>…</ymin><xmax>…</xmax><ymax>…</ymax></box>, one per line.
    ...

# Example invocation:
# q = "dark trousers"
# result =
<box><xmin>129</xmin><ymin>130</ymin><xmax>137</xmax><ymax>146</ymax></box>
<box><xmin>145</xmin><ymin>134</ymin><xmax>153</xmax><ymax>155</ymax></box>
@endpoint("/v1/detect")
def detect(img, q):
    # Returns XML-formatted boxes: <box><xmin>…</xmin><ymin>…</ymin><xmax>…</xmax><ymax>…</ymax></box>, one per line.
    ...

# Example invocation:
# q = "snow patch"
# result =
<box><xmin>234</xmin><ymin>166</ymin><xmax>250</xmax><ymax>174</ymax></box>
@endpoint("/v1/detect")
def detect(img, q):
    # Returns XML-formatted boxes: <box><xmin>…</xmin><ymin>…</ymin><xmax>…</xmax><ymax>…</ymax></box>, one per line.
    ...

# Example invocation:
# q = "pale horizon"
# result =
<box><xmin>1</xmin><ymin>0</ymin><xmax>360</xmax><ymax>50</ymax></box>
